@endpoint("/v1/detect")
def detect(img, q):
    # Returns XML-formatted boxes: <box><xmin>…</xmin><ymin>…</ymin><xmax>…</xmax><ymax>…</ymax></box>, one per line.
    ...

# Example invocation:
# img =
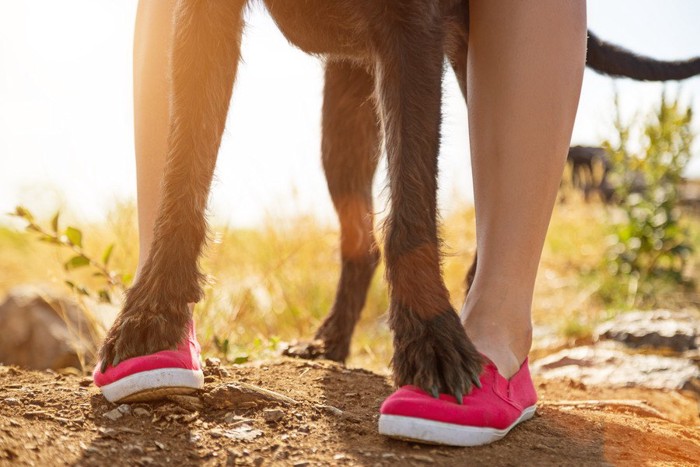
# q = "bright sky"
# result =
<box><xmin>1</xmin><ymin>0</ymin><xmax>700</xmax><ymax>227</ymax></box>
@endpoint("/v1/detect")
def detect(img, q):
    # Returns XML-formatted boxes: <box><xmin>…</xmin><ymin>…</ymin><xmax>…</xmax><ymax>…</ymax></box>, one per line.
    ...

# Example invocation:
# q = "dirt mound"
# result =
<box><xmin>1</xmin><ymin>359</ymin><xmax>699</xmax><ymax>466</ymax></box>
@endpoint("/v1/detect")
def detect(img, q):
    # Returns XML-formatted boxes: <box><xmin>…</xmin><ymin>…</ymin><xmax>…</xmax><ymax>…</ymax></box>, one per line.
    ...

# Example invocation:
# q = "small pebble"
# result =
<box><xmin>102</xmin><ymin>408</ymin><xmax>123</xmax><ymax>421</ymax></box>
<box><xmin>263</xmin><ymin>408</ymin><xmax>284</xmax><ymax>423</ymax></box>
<box><xmin>205</xmin><ymin>357</ymin><xmax>221</xmax><ymax>368</ymax></box>
<box><xmin>133</xmin><ymin>407</ymin><xmax>150</xmax><ymax>417</ymax></box>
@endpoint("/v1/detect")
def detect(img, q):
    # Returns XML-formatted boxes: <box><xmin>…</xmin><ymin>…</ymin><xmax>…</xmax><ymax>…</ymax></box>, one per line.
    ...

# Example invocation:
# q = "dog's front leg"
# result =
<box><xmin>371</xmin><ymin>3</ymin><xmax>482</xmax><ymax>399</ymax></box>
<box><xmin>99</xmin><ymin>0</ymin><xmax>247</xmax><ymax>369</ymax></box>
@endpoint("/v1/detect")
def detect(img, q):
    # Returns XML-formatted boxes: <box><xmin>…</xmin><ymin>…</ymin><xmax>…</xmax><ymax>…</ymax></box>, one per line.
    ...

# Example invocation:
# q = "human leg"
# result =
<box><xmin>463</xmin><ymin>0</ymin><xmax>587</xmax><ymax>378</ymax></box>
<box><xmin>132</xmin><ymin>0</ymin><xmax>175</xmax><ymax>279</ymax></box>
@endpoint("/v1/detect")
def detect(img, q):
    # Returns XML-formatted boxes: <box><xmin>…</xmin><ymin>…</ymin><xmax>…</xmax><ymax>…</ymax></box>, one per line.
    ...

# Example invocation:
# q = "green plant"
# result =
<box><xmin>601</xmin><ymin>90</ymin><xmax>695</xmax><ymax>306</ymax></box>
<box><xmin>10</xmin><ymin>206</ymin><xmax>130</xmax><ymax>304</ymax></box>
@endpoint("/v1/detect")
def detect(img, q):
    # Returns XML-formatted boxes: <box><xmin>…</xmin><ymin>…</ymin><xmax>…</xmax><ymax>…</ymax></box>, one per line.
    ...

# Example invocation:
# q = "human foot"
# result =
<box><xmin>378</xmin><ymin>356</ymin><xmax>537</xmax><ymax>446</ymax></box>
<box><xmin>93</xmin><ymin>320</ymin><xmax>203</xmax><ymax>403</ymax></box>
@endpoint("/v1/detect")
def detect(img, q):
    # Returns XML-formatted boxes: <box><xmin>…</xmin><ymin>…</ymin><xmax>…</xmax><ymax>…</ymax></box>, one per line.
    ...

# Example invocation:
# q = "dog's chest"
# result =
<box><xmin>263</xmin><ymin>0</ymin><xmax>370</xmax><ymax>57</ymax></box>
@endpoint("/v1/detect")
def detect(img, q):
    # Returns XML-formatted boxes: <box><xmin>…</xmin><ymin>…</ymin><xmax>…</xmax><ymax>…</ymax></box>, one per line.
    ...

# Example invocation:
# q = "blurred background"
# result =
<box><xmin>1</xmin><ymin>0</ymin><xmax>699</xmax><ymax>225</ymax></box>
<box><xmin>0</xmin><ymin>1</ymin><xmax>699</xmax><ymax>375</ymax></box>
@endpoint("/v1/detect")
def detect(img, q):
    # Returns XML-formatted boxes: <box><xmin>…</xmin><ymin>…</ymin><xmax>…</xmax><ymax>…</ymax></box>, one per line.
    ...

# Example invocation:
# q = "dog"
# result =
<box><xmin>99</xmin><ymin>0</ymin><xmax>700</xmax><ymax>398</ymax></box>
<box><xmin>101</xmin><ymin>0</ymin><xmax>481</xmax><ymax>399</ymax></box>
<box><xmin>283</xmin><ymin>18</ymin><xmax>700</xmax><ymax>365</ymax></box>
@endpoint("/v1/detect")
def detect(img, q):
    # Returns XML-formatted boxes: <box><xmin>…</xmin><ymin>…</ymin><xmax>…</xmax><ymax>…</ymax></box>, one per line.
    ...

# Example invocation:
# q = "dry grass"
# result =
<box><xmin>1</xmin><ymin>192</ymin><xmax>698</xmax><ymax>374</ymax></box>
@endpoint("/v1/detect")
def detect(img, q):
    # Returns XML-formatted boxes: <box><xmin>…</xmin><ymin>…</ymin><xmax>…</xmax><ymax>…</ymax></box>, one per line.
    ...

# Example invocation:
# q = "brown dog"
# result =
<box><xmin>101</xmin><ymin>0</ymin><xmax>482</xmax><ymax>398</ymax></box>
<box><xmin>284</xmin><ymin>24</ymin><xmax>700</xmax><ymax>364</ymax></box>
<box><xmin>100</xmin><ymin>0</ymin><xmax>700</xmax><ymax>398</ymax></box>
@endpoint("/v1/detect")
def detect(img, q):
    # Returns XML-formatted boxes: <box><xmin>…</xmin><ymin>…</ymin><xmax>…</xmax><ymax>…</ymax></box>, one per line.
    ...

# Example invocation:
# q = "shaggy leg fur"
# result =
<box><xmin>285</xmin><ymin>61</ymin><xmax>381</xmax><ymax>362</ymax></box>
<box><xmin>99</xmin><ymin>0</ymin><xmax>248</xmax><ymax>370</ymax></box>
<box><xmin>371</xmin><ymin>2</ymin><xmax>482</xmax><ymax>396</ymax></box>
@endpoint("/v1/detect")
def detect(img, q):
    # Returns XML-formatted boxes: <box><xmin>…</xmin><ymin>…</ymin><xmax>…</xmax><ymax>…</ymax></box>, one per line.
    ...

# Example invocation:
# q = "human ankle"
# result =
<box><xmin>461</xmin><ymin>297</ymin><xmax>533</xmax><ymax>378</ymax></box>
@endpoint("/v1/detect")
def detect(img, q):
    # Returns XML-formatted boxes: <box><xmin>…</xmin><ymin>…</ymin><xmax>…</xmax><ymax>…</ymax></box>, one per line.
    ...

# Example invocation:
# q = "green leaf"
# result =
<box><xmin>51</xmin><ymin>212</ymin><xmax>60</xmax><ymax>233</ymax></box>
<box><xmin>64</xmin><ymin>281</ymin><xmax>89</xmax><ymax>296</ymax></box>
<box><xmin>121</xmin><ymin>273</ymin><xmax>134</xmax><ymax>286</ymax></box>
<box><xmin>64</xmin><ymin>227</ymin><xmax>82</xmax><ymax>248</ymax></box>
<box><xmin>213</xmin><ymin>336</ymin><xmax>230</xmax><ymax>356</ymax></box>
<box><xmin>98</xmin><ymin>289</ymin><xmax>111</xmax><ymax>303</ymax></box>
<box><xmin>102</xmin><ymin>244</ymin><xmax>114</xmax><ymax>266</ymax></box>
<box><xmin>64</xmin><ymin>255</ymin><xmax>90</xmax><ymax>271</ymax></box>
<box><xmin>232</xmin><ymin>355</ymin><xmax>249</xmax><ymax>364</ymax></box>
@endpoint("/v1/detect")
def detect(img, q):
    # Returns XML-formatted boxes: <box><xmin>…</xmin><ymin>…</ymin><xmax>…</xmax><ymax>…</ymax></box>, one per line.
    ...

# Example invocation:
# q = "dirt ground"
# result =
<box><xmin>1</xmin><ymin>358</ymin><xmax>699</xmax><ymax>466</ymax></box>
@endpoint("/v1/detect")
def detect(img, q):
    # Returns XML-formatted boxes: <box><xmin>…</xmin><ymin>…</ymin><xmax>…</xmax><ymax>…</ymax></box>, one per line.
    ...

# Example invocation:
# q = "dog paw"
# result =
<box><xmin>282</xmin><ymin>339</ymin><xmax>328</xmax><ymax>360</ymax></box>
<box><xmin>98</xmin><ymin>287</ymin><xmax>191</xmax><ymax>372</ymax></box>
<box><xmin>390</xmin><ymin>307</ymin><xmax>483</xmax><ymax>402</ymax></box>
<box><xmin>282</xmin><ymin>336</ymin><xmax>349</xmax><ymax>363</ymax></box>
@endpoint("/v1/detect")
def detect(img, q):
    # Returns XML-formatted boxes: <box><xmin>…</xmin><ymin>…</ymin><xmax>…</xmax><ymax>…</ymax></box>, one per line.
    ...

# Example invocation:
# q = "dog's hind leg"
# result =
<box><xmin>371</xmin><ymin>3</ymin><xmax>482</xmax><ymax>398</ymax></box>
<box><xmin>99</xmin><ymin>0</ymin><xmax>248</xmax><ymax>369</ymax></box>
<box><xmin>444</xmin><ymin>6</ymin><xmax>479</xmax><ymax>298</ymax></box>
<box><xmin>285</xmin><ymin>61</ymin><xmax>381</xmax><ymax>362</ymax></box>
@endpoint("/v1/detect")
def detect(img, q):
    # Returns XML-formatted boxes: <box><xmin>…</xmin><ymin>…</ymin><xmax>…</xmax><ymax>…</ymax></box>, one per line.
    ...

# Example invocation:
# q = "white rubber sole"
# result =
<box><xmin>99</xmin><ymin>368</ymin><xmax>204</xmax><ymax>403</ymax></box>
<box><xmin>378</xmin><ymin>404</ymin><xmax>537</xmax><ymax>447</ymax></box>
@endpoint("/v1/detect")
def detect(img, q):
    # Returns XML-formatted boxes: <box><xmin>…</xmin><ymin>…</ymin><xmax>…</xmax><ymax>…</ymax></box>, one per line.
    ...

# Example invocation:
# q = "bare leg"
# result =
<box><xmin>462</xmin><ymin>0</ymin><xmax>586</xmax><ymax>378</ymax></box>
<box><xmin>133</xmin><ymin>0</ymin><xmax>175</xmax><ymax>279</ymax></box>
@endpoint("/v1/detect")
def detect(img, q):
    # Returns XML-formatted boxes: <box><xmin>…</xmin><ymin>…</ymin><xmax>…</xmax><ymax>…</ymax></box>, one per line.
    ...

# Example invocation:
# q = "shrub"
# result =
<box><xmin>601</xmin><ymin>91</ymin><xmax>695</xmax><ymax>306</ymax></box>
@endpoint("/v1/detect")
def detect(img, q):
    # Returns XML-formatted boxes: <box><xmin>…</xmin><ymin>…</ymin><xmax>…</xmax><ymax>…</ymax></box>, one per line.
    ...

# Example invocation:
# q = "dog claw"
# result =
<box><xmin>472</xmin><ymin>374</ymin><xmax>482</xmax><ymax>389</ymax></box>
<box><xmin>112</xmin><ymin>355</ymin><xmax>121</xmax><ymax>368</ymax></box>
<box><xmin>100</xmin><ymin>359</ymin><xmax>108</xmax><ymax>373</ymax></box>
<box><xmin>455</xmin><ymin>391</ymin><xmax>463</xmax><ymax>405</ymax></box>
<box><xmin>430</xmin><ymin>386</ymin><xmax>439</xmax><ymax>399</ymax></box>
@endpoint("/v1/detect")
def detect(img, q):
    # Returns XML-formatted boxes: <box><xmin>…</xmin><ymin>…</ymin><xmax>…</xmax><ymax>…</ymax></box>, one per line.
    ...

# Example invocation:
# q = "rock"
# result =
<box><xmin>205</xmin><ymin>357</ymin><xmax>221</xmax><ymax>368</ymax></box>
<box><xmin>103</xmin><ymin>407</ymin><xmax>124</xmax><ymax>421</ymax></box>
<box><xmin>532</xmin><ymin>346</ymin><xmax>700</xmax><ymax>394</ymax></box>
<box><xmin>263</xmin><ymin>408</ymin><xmax>284</xmax><ymax>423</ymax></box>
<box><xmin>0</xmin><ymin>285</ymin><xmax>107</xmax><ymax>370</ymax></box>
<box><xmin>133</xmin><ymin>408</ymin><xmax>151</xmax><ymax>417</ymax></box>
<box><xmin>219</xmin><ymin>425</ymin><xmax>263</xmax><ymax>441</ymax></box>
<box><xmin>595</xmin><ymin>310</ymin><xmax>699</xmax><ymax>352</ymax></box>
<box><xmin>3</xmin><ymin>398</ymin><xmax>21</xmax><ymax>406</ymax></box>
<box><xmin>79</xmin><ymin>377</ymin><xmax>93</xmax><ymax>387</ymax></box>
<box><xmin>117</xmin><ymin>404</ymin><xmax>131</xmax><ymax>415</ymax></box>
<box><xmin>203</xmin><ymin>382</ymin><xmax>298</xmax><ymax>410</ymax></box>
<box><xmin>223</xmin><ymin>413</ymin><xmax>254</xmax><ymax>425</ymax></box>
<box><xmin>166</xmin><ymin>395</ymin><xmax>203</xmax><ymax>411</ymax></box>
<box><xmin>127</xmin><ymin>444</ymin><xmax>144</xmax><ymax>455</ymax></box>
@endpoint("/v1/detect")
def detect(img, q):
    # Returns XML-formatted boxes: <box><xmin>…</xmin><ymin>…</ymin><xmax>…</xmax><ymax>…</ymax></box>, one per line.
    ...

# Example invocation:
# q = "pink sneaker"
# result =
<box><xmin>93</xmin><ymin>321</ymin><xmax>204</xmax><ymax>403</ymax></box>
<box><xmin>378</xmin><ymin>358</ymin><xmax>537</xmax><ymax>446</ymax></box>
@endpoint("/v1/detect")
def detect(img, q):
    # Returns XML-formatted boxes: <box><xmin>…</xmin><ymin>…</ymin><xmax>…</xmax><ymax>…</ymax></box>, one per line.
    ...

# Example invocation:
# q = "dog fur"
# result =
<box><xmin>100</xmin><ymin>0</ymin><xmax>700</xmax><ymax>397</ymax></box>
<box><xmin>100</xmin><ymin>0</ymin><xmax>482</xmax><ymax>398</ymax></box>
